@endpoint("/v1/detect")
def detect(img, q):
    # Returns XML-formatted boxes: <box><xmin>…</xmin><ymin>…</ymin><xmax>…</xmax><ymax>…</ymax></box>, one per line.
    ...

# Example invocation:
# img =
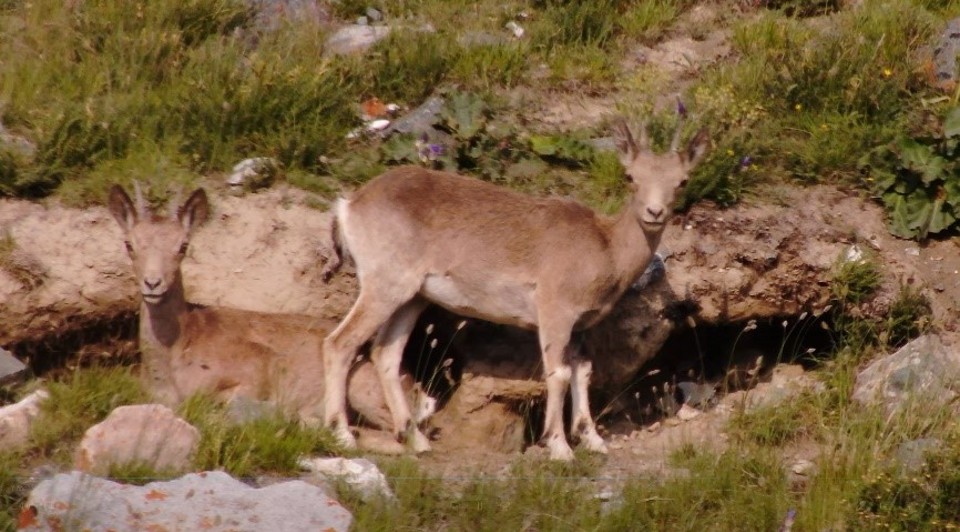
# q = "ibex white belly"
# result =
<box><xmin>421</xmin><ymin>273</ymin><xmax>538</xmax><ymax>330</ymax></box>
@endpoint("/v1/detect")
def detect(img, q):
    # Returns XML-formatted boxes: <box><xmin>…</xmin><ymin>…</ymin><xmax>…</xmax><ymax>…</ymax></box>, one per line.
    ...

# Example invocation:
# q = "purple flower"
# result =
<box><xmin>740</xmin><ymin>155</ymin><xmax>752</xmax><ymax>168</ymax></box>
<box><xmin>676</xmin><ymin>96</ymin><xmax>688</xmax><ymax>119</ymax></box>
<box><xmin>416</xmin><ymin>135</ymin><xmax>447</xmax><ymax>163</ymax></box>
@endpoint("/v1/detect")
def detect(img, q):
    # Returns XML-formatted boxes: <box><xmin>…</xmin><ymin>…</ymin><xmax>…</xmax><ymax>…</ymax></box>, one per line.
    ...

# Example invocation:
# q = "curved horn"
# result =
<box><xmin>168</xmin><ymin>186</ymin><xmax>184</xmax><ymax>220</ymax></box>
<box><xmin>638</xmin><ymin>120</ymin><xmax>651</xmax><ymax>152</ymax></box>
<box><xmin>132</xmin><ymin>180</ymin><xmax>148</xmax><ymax>218</ymax></box>
<box><xmin>670</xmin><ymin>96</ymin><xmax>687</xmax><ymax>153</ymax></box>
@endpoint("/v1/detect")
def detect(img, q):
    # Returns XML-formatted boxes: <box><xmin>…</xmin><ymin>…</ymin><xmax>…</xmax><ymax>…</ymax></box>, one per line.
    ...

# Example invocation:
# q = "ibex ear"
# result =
<box><xmin>683</xmin><ymin>128</ymin><xmax>710</xmax><ymax>168</ymax></box>
<box><xmin>177</xmin><ymin>188</ymin><xmax>210</xmax><ymax>234</ymax></box>
<box><xmin>108</xmin><ymin>185</ymin><xmax>137</xmax><ymax>233</ymax></box>
<box><xmin>612</xmin><ymin>119</ymin><xmax>641</xmax><ymax>167</ymax></box>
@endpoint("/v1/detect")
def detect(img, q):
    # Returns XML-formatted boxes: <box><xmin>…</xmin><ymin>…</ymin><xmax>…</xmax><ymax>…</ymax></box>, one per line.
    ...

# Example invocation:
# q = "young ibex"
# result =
<box><xmin>108</xmin><ymin>184</ymin><xmax>433</xmax><ymax>431</ymax></box>
<box><xmin>322</xmin><ymin>120</ymin><xmax>710</xmax><ymax>460</ymax></box>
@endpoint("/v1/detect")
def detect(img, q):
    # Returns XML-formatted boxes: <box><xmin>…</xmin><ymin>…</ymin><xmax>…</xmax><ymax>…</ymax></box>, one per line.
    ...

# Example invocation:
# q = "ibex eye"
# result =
<box><xmin>124</xmin><ymin>241</ymin><xmax>134</xmax><ymax>253</ymax></box>
<box><xmin>679</xmin><ymin>178</ymin><xmax>689</xmax><ymax>187</ymax></box>
<box><xmin>178</xmin><ymin>243</ymin><xmax>189</xmax><ymax>255</ymax></box>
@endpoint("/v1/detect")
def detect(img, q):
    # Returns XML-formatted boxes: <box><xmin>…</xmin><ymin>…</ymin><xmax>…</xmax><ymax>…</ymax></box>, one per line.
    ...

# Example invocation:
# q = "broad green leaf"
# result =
<box><xmin>945</xmin><ymin>107</ymin><xmax>960</xmax><ymax>138</ymax></box>
<box><xmin>897</xmin><ymin>138</ymin><xmax>946</xmax><ymax>185</ymax></box>
<box><xmin>441</xmin><ymin>91</ymin><xmax>487</xmax><ymax>140</ymax></box>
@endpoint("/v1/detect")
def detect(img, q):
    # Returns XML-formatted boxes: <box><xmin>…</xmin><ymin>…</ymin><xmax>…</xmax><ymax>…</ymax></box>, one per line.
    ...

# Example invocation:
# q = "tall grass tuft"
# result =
<box><xmin>178</xmin><ymin>394</ymin><xmax>340</xmax><ymax>477</ymax></box>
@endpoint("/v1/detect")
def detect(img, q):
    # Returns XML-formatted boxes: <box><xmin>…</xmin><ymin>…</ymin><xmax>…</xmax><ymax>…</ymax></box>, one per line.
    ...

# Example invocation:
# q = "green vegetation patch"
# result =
<box><xmin>178</xmin><ymin>394</ymin><xmax>340</xmax><ymax>477</ymax></box>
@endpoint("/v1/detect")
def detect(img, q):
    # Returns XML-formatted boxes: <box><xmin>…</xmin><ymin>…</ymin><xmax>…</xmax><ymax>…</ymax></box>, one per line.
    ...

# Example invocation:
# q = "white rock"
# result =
<box><xmin>676</xmin><ymin>403</ymin><xmax>702</xmax><ymax>421</ymax></box>
<box><xmin>75</xmin><ymin>404</ymin><xmax>199</xmax><ymax>475</ymax></box>
<box><xmin>325</xmin><ymin>24</ymin><xmax>391</xmax><ymax>55</ymax></box>
<box><xmin>0</xmin><ymin>389</ymin><xmax>48</xmax><ymax>450</ymax></box>
<box><xmin>299</xmin><ymin>456</ymin><xmax>394</xmax><ymax>501</ymax></box>
<box><xmin>366</xmin><ymin>119</ymin><xmax>391</xmax><ymax>132</ymax></box>
<box><xmin>790</xmin><ymin>459</ymin><xmax>815</xmax><ymax>476</ymax></box>
<box><xmin>20</xmin><ymin>471</ymin><xmax>352</xmax><ymax>532</ymax></box>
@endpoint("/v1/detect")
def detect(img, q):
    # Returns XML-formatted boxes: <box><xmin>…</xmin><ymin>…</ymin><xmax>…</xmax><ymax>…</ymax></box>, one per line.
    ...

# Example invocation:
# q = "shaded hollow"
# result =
<box><xmin>404</xmin><ymin>304</ymin><xmax>838</xmax><ymax>450</ymax></box>
<box><xmin>8</xmin><ymin>310</ymin><xmax>138</xmax><ymax>377</ymax></box>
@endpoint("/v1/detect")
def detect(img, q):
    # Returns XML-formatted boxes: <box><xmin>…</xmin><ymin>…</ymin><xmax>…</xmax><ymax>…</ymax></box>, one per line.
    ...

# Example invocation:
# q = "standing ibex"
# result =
<box><xmin>322</xmin><ymin>120</ymin><xmax>710</xmax><ymax>460</ymax></box>
<box><xmin>108</xmin><ymin>185</ymin><xmax>433</xmax><ymax>431</ymax></box>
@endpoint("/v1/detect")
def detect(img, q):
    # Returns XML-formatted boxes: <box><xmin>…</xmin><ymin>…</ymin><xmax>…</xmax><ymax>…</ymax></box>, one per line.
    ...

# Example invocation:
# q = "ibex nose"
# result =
<box><xmin>646</xmin><ymin>206</ymin><xmax>664</xmax><ymax>219</ymax></box>
<box><xmin>143</xmin><ymin>278</ymin><xmax>162</xmax><ymax>291</ymax></box>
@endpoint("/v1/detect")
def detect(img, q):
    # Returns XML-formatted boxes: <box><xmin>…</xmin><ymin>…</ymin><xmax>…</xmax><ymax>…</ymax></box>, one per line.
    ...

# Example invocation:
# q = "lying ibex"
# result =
<box><xmin>322</xmin><ymin>120</ymin><xmax>710</xmax><ymax>460</ymax></box>
<box><xmin>108</xmin><ymin>185</ymin><xmax>433</xmax><ymax>431</ymax></box>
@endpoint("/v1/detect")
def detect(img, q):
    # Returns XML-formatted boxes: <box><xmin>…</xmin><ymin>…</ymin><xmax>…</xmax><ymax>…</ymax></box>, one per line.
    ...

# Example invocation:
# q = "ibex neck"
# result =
<box><xmin>606</xmin><ymin>206</ymin><xmax>663</xmax><ymax>287</ymax></box>
<box><xmin>139</xmin><ymin>277</ymin><xmax>187</xmax><ymax>349</ymax></box>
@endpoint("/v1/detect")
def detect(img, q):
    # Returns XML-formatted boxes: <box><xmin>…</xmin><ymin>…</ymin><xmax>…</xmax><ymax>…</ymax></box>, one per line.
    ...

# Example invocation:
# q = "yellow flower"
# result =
<box><xmin>794</xmin><ymin>103</ymin><xmax>802</xmax><ymax>111</ymax></box>
<box><xmin>726</xmin><ymin>149</ymin><xmax>734</xmax><ymax>156</ymax></box>
<box><xmin>882</xmin><ymin>67</ymin><xmax>893</xmax><ymax>78</ymax></box>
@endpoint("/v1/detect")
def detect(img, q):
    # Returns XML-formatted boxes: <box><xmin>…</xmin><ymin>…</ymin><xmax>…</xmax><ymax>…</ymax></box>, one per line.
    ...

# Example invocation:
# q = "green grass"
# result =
<box><xmin>30</xmin><ymin>365</ymin><xmax>149</xmax><ymax>462</ymax></box>
<box><xmin>0</xmin><ymin>451</ymin><xmax>25</xmax><ymax>532</ymax></box>
<box><xmin>178</xmin><ymin>394</ymin><xmax>340</xmax><ymax>477</ymax></box>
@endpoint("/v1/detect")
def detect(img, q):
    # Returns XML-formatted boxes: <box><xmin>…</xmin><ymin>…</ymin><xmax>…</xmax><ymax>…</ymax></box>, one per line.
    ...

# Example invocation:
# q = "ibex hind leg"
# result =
<box><xmin>323</xmin><ymin>284</ymin><xmax>415</xmax><ymax>449</ymax></box>
<box><xmin>371</xmin><ymin>297</ymin><xmax>431</xmax><ymax>453</ymax></box>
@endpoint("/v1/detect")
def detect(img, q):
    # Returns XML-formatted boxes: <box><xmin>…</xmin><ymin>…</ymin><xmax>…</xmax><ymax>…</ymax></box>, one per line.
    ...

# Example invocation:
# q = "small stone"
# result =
<box><xmin>366</xmin><ymin>7</ymin><xmax>383</xmax><ymax>22</ymax></box>
<box><xmin>325</xmin><ymin>24</ymin><xmax>391</xmax><ymax>55</ymax></box>
<box><xmin>676</xmin><ymin>403</ymin><xmax>701</xmax><ymax>421</ymax></box>
<box><xmin>381</xmin><ymin>96</ymin><xmax>445</xmax><ymax>137</ymax></box>
<box><xmin>0</xmin><ymin>389</ymin><xmax>48</xmax><ymax>450</ymax></box>
<box><xmin>226</xmin><ymin>157</ymin><xmax>279</xmax><ymax>192</ymax></box>
<box><xmin>595</xmin><ymin>489</ymin><xmax>614</xmax><ymax>501</ymax></box>
<box><xmin>790</xmin><ymin>459</ymin><xmax>815</xmax><ymax>476</ymax></box>
<box><xmin>356</xmin><ymin>15</ymin><xmax>368</xmax><ymax>25</ymax></box>
<box><xmin>676</xmin><ymin>381</ymin><xmax>716</xmax><ymax>408</ymax></box>
<box><xmin>0</xmin><ymin>347</ymin><xmax>28</xmax><ymax>386</ymax></box>
<box><xmin>608</xmin><ymin>441</ymin><xmax>624</xmax><ymax>450</ymax></box>
<box><xmin>646</xmin><ymin>421</ymin><xmax>661</xmax><ymax>432</ymax></box>
<box><xmin>299</xmin><ymin>457</ymin><xmax>394</xmax><ymax>501</ymax></box>
<box><xmin>505</xmin><ymin>20</ymin><xmax>525</xmax><ymax>39</ymax></box>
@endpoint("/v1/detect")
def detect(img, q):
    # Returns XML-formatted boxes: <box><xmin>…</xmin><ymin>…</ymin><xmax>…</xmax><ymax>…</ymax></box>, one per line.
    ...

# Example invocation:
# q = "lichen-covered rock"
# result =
<box><xmin>853</xmin><ymin>334</ymin><xmax>960</xmax><ymax>415</ymax></box>
<box><xmin>74</xmin><ymin>404</ymin><xmax>199</xmax><ymax>475</ymax></box>
<box><xmin>20</xmin><ymin>470</ymin><xmax>352</xmax><ymax>532</ymax></box>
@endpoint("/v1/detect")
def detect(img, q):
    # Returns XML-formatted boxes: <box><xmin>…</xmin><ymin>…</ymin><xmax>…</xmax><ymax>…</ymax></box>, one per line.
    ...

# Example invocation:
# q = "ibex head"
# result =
<box><xmin>613</xmin><ymin>118</ymin><xmax>710</xmax><ymax>234</ymax></box>
<box><xmin>108</xmin><ymin>184</ymin><xmax>209</xmax><ymax>305</ymax></box>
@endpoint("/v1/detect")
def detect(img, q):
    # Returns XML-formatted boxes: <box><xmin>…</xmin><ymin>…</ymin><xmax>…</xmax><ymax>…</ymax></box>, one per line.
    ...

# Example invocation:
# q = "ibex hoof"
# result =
<box><xmin>409</xmin><ymin>429</ymin><xmax>432</xmax><ymax>454</ymax></box>
<box><xmin>546</xmin><ymin>436</ymin><xmax>575</xmax><ymax>461</ymax></box>
<box><xmin>333</xmin><ymin>426</ymin><xmax>358</xmax><ymax>450</ymax></box>
<box><xmin>580</xmin><ymin>432</ymin><xmax>608</xmax><ymax>455</ymax></box>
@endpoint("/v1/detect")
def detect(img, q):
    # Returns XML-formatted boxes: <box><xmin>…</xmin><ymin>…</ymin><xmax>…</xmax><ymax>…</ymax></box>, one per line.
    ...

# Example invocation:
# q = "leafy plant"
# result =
<box><xmin>861</xmin><ymin>107</ymin><xmax>960</xmax><ymax>240</ymax></box>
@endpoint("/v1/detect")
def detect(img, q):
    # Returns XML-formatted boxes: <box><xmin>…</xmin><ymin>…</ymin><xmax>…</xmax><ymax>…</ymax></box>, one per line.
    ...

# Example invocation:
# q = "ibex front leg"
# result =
<box><xmin>538</xmin><ymin>316</ymin><xmax>576</xmax><ymax>461</ymax></box>
<box><xmin>371</xmin><ymin>298</ymin><xmax>431</xmax><ymax>453</ymax></box>
<box><xmin>570</xmin><ymin>356</ymin><xmax>607</xmax><ymax>454</ymax></box>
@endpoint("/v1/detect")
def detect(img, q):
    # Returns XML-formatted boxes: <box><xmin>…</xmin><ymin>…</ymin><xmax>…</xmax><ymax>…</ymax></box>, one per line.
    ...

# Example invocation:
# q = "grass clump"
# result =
<box><xmin>607</xmin><ymin>448</ymin><xmax>791</xmax><ymax>530</ymax></box>
<box><xmin>348</xmin><ymin>456</ymin><xmax>605</xmax><ymax>531</ymax></box>
<box><xmin>853</xmin><ymin>441</ymin><xmax>960</xmax><ymax>530</ymax></box>
<box><xmin>682</xmin><ymin>1</ymin><xmax>940</xmax><ymax>207</ymax></box>
<box><xmin>178</xmin><ymin>394</ymin><xmax>339</xmax><ymax>477</ymax></box>
<box><xmin>0</xmin><ymin>451</ymin><xmax>26</xmax><ymax>532</ymax></box>
<box><xmin>30</xmin><ymin>365</ymin><xmax>149</xmax><ymax>462</ymax></box>
<box><xmin>729</xmin><ymin>390</ymin><xmax>828</xmax><ymax>447</ymax></box>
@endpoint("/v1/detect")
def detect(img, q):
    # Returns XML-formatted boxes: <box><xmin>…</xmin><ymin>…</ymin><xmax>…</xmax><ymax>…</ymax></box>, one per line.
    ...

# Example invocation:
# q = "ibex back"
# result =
<box><xmin>108</xmin><ymin>185</ymin><xmax>433</xmax><ymax>432</ymax></box>
<box><xmin>323</xmin><ymin>121</ymin><xmax>709</xmax><ymax>460</ymax></box>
